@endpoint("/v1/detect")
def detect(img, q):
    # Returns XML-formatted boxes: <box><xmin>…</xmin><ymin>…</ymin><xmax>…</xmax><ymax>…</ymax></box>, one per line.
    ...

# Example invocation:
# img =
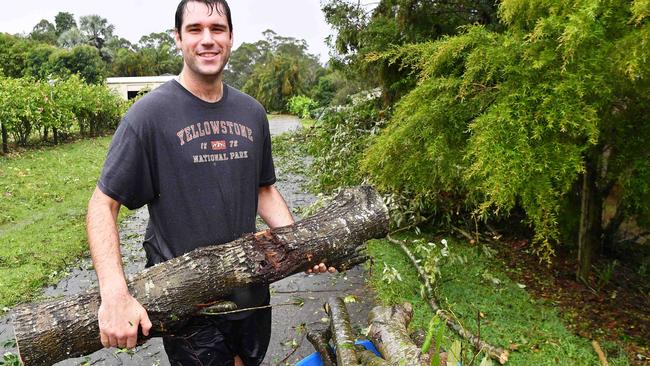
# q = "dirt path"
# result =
<box><xmin>0</xmin><ymin>115</ymin><xmax>376</xmax><ymax>366</ymax></box>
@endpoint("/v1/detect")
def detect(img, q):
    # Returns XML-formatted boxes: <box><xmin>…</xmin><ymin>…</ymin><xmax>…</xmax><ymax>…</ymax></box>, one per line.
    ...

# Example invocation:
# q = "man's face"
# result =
<box><xmin>175</xmin><ymin>2</ymin><xmax>233</xmax><ymax>80</ymax></box>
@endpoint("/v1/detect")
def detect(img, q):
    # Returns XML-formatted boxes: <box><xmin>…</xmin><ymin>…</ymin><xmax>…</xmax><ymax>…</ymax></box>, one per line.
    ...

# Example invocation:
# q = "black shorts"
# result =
<box><xmin>162</xmin><ymin>305</ymin><xmax>272</xmax><ymax>366</ymax></box>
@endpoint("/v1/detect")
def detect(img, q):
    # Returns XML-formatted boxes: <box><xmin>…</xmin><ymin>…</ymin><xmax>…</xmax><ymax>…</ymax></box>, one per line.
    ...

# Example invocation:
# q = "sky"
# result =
<box><xmin>0</xmin><ymin>0</ymin><xmax>377</xmax><ymax>64</ymax></box>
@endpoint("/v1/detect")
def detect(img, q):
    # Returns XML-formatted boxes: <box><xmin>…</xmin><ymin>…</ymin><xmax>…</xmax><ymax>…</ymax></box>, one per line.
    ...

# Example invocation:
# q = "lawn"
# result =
<box><xmin>0</xmin><ymin>137</ymin><xmax>128</xmax><ymax>309</ymax></box>
<box><xmin>366</xmin><ymin>232</ymin><xmax>631</xmax><ymax>365</ymax></box>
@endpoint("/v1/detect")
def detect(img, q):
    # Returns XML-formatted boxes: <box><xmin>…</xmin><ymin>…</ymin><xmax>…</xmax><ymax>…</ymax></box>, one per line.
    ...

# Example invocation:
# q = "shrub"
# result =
<box><xmin>287</xmin><ymin>95</ymin><xmax>318</xmax><ymax>119</ymax></box>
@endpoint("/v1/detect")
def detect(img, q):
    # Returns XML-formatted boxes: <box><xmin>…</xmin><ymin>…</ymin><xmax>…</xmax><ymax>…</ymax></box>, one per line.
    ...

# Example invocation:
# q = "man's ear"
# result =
<box><xmin>174</xmin><ymin>30</ymin><xmax>182</xmax><ymax>48</ymax></box>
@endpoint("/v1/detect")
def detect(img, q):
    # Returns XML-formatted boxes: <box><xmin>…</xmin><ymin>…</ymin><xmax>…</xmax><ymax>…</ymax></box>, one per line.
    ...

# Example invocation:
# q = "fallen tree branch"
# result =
<box><xmin>325</xmin><ymin>297</ymin><xmax>360</xmax><ymax>365</ymax></box>
<box><xmin>387</xmin><ymin>234</ymin><xmax>510</xmax><ymax>364</ymax></box>
<box><xmin>13</xmin><ymin>186</ymin><xmax>389</xmax><ymax>366</ymax></box>
<box><xmin>306</xmin><ymin>324</ymin><xmax>336</xmax><ymax>366</ymax></box>
<box><xmin>367</xmin><ymin>303</ymin><xmax>430</xmax><ymax>365</ymax></box>
<box><xmin>591</xmin><ymin>340</ymin><xmax>609</xmax><ymax>366</ymax></box>
<box><xmin>355</xmin><ymin>346</ymin><xmax>390</xmax><ymax>366</ymax></box>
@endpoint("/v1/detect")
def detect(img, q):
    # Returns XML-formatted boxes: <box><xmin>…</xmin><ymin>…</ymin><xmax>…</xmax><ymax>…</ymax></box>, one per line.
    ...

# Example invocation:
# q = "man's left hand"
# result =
<box><xmin>307</xmin><ymin>262</ymin><xmax>337</xmax><ymax>274</ymax></box>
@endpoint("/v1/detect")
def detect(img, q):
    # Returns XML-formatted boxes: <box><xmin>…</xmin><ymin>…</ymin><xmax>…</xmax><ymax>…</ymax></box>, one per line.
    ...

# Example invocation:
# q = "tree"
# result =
<box><xmin>0</xmin><ymin>33</ymin><xmax>30</xmax><ymax>78</ymax></box>
<box><xmin>29</xmin><ymin>19</ymin><xmax>57</xmax><ymax>45</ymax></box>
<box><xmin>136</xmin><ymin>31</ymin><xmax>182</xmax><ymax>75</ymax></box>
<box><xmin>108</xmin><ymin>31</ymin><xmax>182</xmax><ymax>77</ymax></box>
<box><xmin>54</xmin><ymin>12</ymin><xmax>77</xmax><ymax>36</ymax></box>
<box><xmin>49</xmin><ymin>45</ymin><xmax>106</xmax><ymax>84</ymax></box>
<box><xmin>224</xmin><ymin>40</ymin><xmax>270</xmax><ymax>89</ymax></box>
<box><xmin>362</xmin><ymin>0</ymin><xmax>650</xmax><ymax>279</ymax></box>
<box><xmin>57</xmin><ymin>27</ymin><xmax>85</xmax><ymax>49</ymax></box>
<box><xmin>24</xmin><ymin>44</ymin><xmax>56</xmax><ymax>80</ymax></box>
<box><xmin>79</xmin><ymin>14</ymin><xmax>115</xmax><ymax>58</ymax></box>
<box><xmin>238</xmin><ymin>30</ymin><xmax>323</xmax><ymax>112</ymax></box>
<box><xmin>322</xmin><ymin>0</ymin><xmax>501</xmax><ymax>104</ymax></box>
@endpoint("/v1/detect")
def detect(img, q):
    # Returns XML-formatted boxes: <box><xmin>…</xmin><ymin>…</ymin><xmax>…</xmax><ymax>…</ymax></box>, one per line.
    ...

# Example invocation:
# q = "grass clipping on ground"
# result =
<box><xmin>366</xmin><ymin>233</ymin><xmax>630</xmax><ymax>365</ymax></box>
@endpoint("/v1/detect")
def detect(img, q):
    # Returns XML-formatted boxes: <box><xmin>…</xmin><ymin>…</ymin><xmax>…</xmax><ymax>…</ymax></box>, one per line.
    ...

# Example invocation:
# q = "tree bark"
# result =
<box><xmin>306</xmin><ymin>325</ymin><xmax>336</xmax><ymax>366</ymax></box>
<box><xmin>326</xmin><ymin>297</ymin><xmax>361</xmax><ymax>366</ymax></box>
<box><xmin>577</xmin><ymin>159</ymin><xmax>603</xmax><ymax>282</ymax></box>
<box><xmin>12</xmin><ymin>185</ymin><xmax>389</xmax><ymax>366</ymax></box>
<box><xmin>1</xmin><ymin>121</ymin><xmax>8</xmax><ymax>154</ymax></box>
<box><xmin>367</xmin><ymin>303</ymin><xmax>430</xmax><ymax>365</ymax></box>
<box><xmin>356</xmin><ymin>347</ymin><xmax>390</xmax><ymax>366</ymax></box>
<box><xmin>53</xmin><ymin>127</ymin><xmax>58</xmax><ymax>145</ymax></box>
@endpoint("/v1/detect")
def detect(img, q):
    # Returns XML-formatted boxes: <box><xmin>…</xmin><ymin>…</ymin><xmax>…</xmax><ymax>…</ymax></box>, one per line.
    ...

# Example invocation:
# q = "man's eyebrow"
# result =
<box><xmin>184</xmin><ymin>21</ymin><xmax>228</xmax><ymax>28</ymax></box>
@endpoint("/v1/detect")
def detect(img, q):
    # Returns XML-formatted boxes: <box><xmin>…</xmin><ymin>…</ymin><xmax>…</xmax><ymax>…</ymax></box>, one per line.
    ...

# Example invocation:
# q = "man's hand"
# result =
<box><xmin>98</xmin><ymin>293</ymin><xmax>152</xmax><ymax>349</ymax></box>
<box><xmin>306</xmin><ymin>262</ymin><xmax>337</xmax><ymax>274</ymax></box>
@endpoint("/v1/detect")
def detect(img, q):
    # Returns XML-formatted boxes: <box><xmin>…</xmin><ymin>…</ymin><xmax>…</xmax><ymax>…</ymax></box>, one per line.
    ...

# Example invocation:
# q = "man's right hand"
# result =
<box><xmin>98</xmin><ymin>293</ymin><xmax>152</xmax><ymax>349</ymax></box>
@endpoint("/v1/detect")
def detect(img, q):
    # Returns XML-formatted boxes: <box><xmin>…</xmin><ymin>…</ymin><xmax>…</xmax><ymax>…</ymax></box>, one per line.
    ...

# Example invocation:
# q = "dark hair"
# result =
<box><xmin>175</xmin><ymin>0</ymin><xmax>233</xmax><ymax>38</ymax></box>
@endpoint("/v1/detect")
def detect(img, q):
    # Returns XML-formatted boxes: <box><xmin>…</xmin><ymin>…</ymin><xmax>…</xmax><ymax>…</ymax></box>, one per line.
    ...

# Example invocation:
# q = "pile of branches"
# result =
<box><xmin>307</xmin><ymin>297</ymin><xmax>436</xmax><ymax>366</ymax></box>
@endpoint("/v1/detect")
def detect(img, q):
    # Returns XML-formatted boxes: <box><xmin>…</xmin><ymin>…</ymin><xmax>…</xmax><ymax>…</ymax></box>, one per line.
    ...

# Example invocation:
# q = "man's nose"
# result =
<box><xmin>200</xmin><ymin>28</ymin><xmax>214</xmax><ymax>45</ymax></box>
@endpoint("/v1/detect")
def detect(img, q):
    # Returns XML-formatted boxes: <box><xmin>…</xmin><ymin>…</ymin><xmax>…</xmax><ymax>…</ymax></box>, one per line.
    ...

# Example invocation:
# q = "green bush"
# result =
<box><xmin>361</xmin><ymin>0</ymin><xmax>650</xmax><ymax>262</ymax></box>
<box><xmin>287</xmin><ymin>95</ymin><xmax>318</xmax><ymax>119</ymax></box>
<box><xmin>305</xmin><ymin>95</ymin><xmax>385</xmax><ymax>192</ymax></box>
<box><xmin>0</xmin><ymin>74</ymin><xmax>126</xmax><ymax>150</ymax></box>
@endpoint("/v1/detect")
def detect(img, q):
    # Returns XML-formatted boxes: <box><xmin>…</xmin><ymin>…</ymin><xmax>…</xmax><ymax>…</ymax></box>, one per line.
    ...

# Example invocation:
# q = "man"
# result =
<box><xmin>86</xmin><ymin>1</ymin><xmax>333</xmax><ymax>365</ymax></box>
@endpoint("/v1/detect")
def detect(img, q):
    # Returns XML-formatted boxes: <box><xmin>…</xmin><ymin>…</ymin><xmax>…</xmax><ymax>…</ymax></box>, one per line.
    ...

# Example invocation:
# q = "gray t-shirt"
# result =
<box><xmin>98</xmin><ymin>80</ymin><xmax>275</xmax><ymax>314</ymax></box>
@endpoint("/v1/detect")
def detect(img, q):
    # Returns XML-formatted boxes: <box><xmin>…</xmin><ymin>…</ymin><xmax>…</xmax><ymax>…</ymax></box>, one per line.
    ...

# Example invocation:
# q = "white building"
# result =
<box><xmin>106</xmin><ymin>75</ymin><xmax>177</xmax><ymax>100</ymax></box>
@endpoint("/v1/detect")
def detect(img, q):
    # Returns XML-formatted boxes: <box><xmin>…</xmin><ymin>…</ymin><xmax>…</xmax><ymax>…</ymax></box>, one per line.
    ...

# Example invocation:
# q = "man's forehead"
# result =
<box><xmin>182</xmin><ymin>1</ymin><xmax>228</xmax><ymax>24</ymax></box>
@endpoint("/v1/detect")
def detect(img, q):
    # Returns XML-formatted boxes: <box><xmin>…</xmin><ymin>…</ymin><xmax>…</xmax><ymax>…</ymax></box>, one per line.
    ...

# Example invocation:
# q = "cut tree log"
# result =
<box><xmin>13</xmin><ymin>186</ymin><xmax>389</xmax><ymax>366</ymax></box>
<box><xmin>367</xmin><ymin>303</ymin><xmax>430</xmax><ymax>365</ymax></box>
<box><xmin>325</xmin><ymin>297</ymin><xmax>360</xmax><ymax>366</ymax></box>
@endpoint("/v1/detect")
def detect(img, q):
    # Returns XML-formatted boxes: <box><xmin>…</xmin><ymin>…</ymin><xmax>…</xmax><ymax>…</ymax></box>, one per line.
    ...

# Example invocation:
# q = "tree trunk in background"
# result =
<box><xmin>1</xmin><ymin>122</ymin><xmax>8</xmax><ymax>154</ymax></box>
<box><xmin>13</xmin><ymin>186</ymin><xmax>389</xmax><ymax>366</ymax></box>
<box><xmin>577</xmin><ymin>159</ymin><xmax>603</xmax><ymax>282</ymax></box>
<box><xmin>53</xmin><ymin>127</ymin><xmax>58</xmax><ymax>144</ymax></box>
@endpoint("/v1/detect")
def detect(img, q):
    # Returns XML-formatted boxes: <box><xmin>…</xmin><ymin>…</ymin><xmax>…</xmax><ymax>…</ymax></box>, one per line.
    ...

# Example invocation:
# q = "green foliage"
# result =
<box><xmin>236</xmin><ymin>30</ymin><xmax>324</xmax><ymax>112</ymax></box>
<box><xmin>224</xmin><ymin>40</ymin><xmax>270</xmax><ymax>89</ymax></box>
<box><xmin>0</xmin><ymin>352</ymin><xmax>22</xmax><ymax>366</ymax></box>
<box><xmin>0</xmin><ymin>33</ymin><xmax>105</xmax><ymax>83</ymax></box>
<box><xmin>29</xmin><ymin>19</ymin><xmax>57</xmax><ymax>45</ymax></box>
<box><xmin>54</xmin><ymin>12</ymin><xmax>77</xmax><ymax>36</ymax></box>
<box><xmin>109</xmin><ymin>31</ymin><xmax>182</xmax><ymax>76</ymax></box>
<box><xmin>322</xmin><ymin>0</ymin><xmax>501</xmax><ymax>104</ymax></box>
<box><xmin>48</xmin><ymin>45</ymin><xmax>106</xmax><ymax>83</ymax></box>
<box><xmin>287</xmin><ymin>95</ymin><xmax>318</xmax><ymax>119</ymax></box>
<box><xmin>0</xmin><ymin>75</ymin><xmax>126</xmax><ymax>149</ymax></box>
<box><xmin>305</xmin><ymin>95</ymin><xmax>384</xmax><ymax>192</ymax></box>
<box><xmin>362</xmin><ymin>0</ymin><xmax>650</xmax><ymax>261</ymax></box>
<box><xmin>367</xmin><ymin>234</ymin><xmax>631</xmax><ymax>365</ymax></box>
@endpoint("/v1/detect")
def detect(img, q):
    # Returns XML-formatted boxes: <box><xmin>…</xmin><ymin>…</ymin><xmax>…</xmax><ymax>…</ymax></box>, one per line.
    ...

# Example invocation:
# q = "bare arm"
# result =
<box><xmin>257</xmin><ymin>185</ymin><xmax>334</xmax><ymax>273</ymax></box>
<box><xmin>257</xmin><ymin>184</ymin><xmax>294</xmax><ymax>229</ymax></box>
<box><xmin>86</xmin><ymin>187</ymin><xmax>152</xmax><ymax>349</ymax></box>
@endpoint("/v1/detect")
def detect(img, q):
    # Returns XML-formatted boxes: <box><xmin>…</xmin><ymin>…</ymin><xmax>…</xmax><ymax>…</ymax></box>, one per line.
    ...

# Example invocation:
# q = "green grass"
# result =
<box><xmin>0</xmin><ymin>137</ymin><xmax>130</xmax><ymax>309</ymax></box>
<box><xmin>367</xmin><ymin>233</ymin><xmax>631</xmax><ymax>365</ymax></box>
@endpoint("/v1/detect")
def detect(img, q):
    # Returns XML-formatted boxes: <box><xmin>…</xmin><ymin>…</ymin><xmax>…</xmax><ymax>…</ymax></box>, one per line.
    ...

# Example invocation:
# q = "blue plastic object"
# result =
<box><xmin>295</xmin><ymin>339</ymin><xmax>380</xmax><ymax>366</ymax></box>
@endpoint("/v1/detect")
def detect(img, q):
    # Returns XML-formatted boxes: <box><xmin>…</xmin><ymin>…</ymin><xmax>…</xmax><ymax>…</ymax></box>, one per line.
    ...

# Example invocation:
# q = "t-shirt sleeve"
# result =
<box><xmin>98</xmin><ymin>120</ymin><xmax>156</xmax><ymax>210</ymax></box>
<box><xmin>259</xmin><ymin>114</ymin><xmax>276</xmax><ymax>187</ymax></box>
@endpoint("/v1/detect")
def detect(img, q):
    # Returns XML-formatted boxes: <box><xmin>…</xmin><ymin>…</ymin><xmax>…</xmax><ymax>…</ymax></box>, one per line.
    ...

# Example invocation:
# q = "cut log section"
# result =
<box><xmin>367</xmin><ymin>303</ymin><xmax>430</xmax><ymax>365</ymax></box>
<box><xmin>325</xmin><ymin>297</ymin><xmax>360</xmax><ymax>366</ymax></box>
<box><xmin>13</xmin><ymin>186</ymin><xmax>389</xmax><ymax>366</ymax></box>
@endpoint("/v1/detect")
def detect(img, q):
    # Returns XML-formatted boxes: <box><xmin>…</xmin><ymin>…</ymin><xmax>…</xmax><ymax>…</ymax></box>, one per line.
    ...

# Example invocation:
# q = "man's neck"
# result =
<box><xmin>177</xmin><ymin>70</ymin><xmax>224</xmax><ymax>103</ymax></box>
